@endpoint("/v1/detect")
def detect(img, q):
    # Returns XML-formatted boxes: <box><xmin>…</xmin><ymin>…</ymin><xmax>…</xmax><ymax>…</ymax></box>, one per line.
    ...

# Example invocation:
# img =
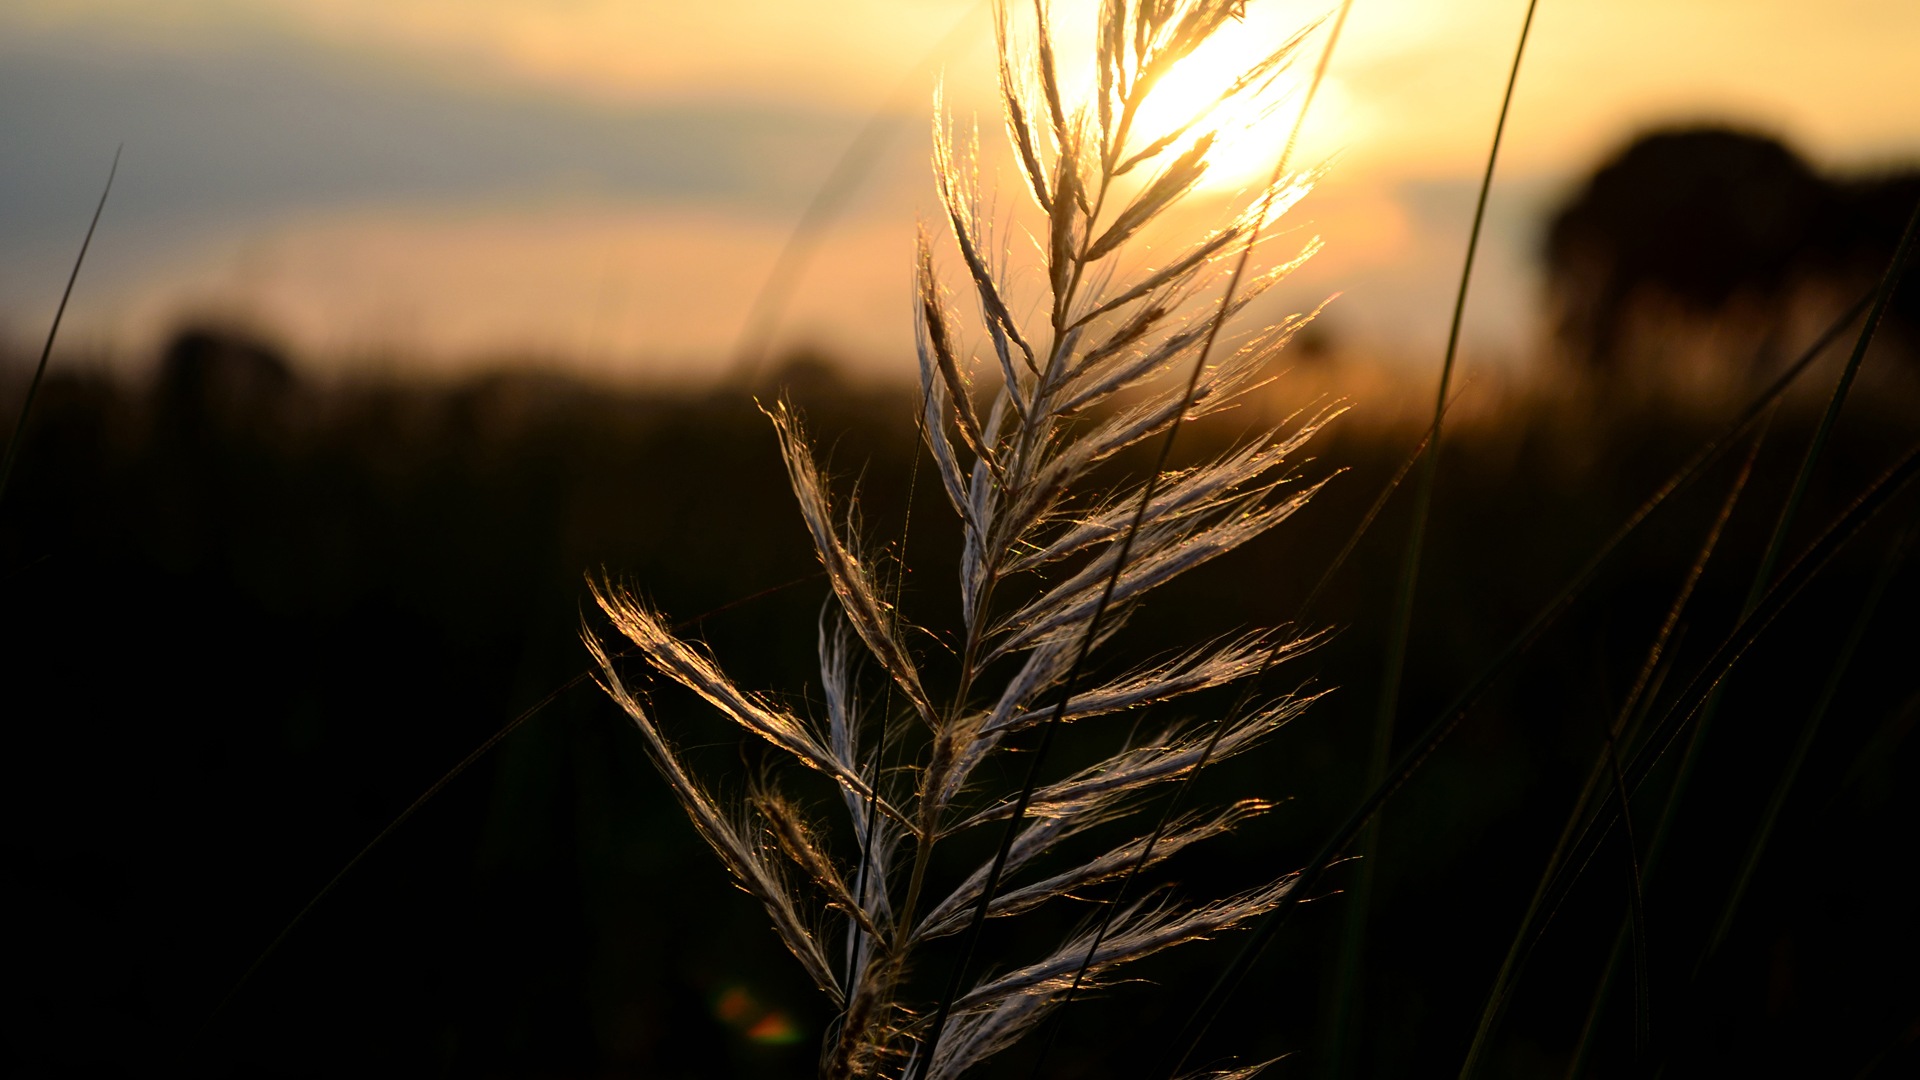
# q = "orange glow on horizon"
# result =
<box><xmin>5</xmin><ymin>0</ymin><xmax>1917</xmax><ymax>377</ymax></box>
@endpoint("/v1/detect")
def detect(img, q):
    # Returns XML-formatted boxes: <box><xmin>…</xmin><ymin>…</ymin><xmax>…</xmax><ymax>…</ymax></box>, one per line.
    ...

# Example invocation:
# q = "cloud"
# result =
<box><xmin>0</xmin><ymin>30</ymin><xmax>882</xmax><ymax>244</ymax></box>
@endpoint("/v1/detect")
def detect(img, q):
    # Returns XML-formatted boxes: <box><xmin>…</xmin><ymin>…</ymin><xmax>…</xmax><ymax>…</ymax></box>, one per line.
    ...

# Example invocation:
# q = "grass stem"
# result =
<box><xmin>1328</xmin><ymin>2</ymin><xmax>1537</xmax><ymax>1070</ymax></box>
<box><xmin>1638</xmin><ymin>195</ymin><xmax>1918</xmax><ymax>898</ymax></box>
<box><xmin>1454</xmin><ymin>423</ymin><xmax>1763</xmax><ymax>1078</ymax></box>
<box><xmin>1696</xmin><ymin>522</ymin><xmax>1912</xmax><ymax>970</ymax></box>
<box><xmin>0</xmin><ymin>146</ymin><xmax>119</xmax><ymax>512</ymax></box>
<box><xmin>1167</xmin><ymin>283</ymin><xmax>1873</xmax><ymax>1077</ymax></box>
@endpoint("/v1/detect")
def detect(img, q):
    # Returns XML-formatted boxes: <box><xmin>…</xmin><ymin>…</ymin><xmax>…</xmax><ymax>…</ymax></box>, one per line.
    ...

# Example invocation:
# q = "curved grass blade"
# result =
<box><xmin>1532</xmin><ymin>443</ymin><xmax>1920</xmax><ymax>1076</ymax></box>
<box><xmin>1522</xmin><ymin>440</ymin><xmax>1920</xmax><ymax>1076</ymax></box>
<box><xmin>1608</xmin><ymin>435</ymin><xmax>1920</xmax><ymax>844</ymax></box>
<box><xmin>1560</xmin><ymin>197</ymin><xmax>1920</xmax><ymax>1068</ymax></box>
<box><xmin>1601</xmin><ymin>720</ymin><xmax>1651</xmax><ymax>1062</ymax></box>
<box><xmin>1454</xmin><ymin>423</ymin><xmax>1764</xmax><ymax>1079</ymax></box>
<box><xmin>1561</xmin><ymin>638</ymin><xmax>1697</xmax><ymax>1079</ymax></box>
<box><xmin>1748</xmin><ymin>195</ymin><xmax>1919</xmax><ymax>606</ymax></box>
<box><xmin>1696</xmin><ymin>522</ymin><xmax>1912</xmax><ymax>972</ymax></box>
<box><xmin>1330</xmin><ymin>4</ymin><xmax>1537</xmax><ymax>1069</ymax></box>
<box><xmin>0</xmin><ymin>146</ymin><xmax>119</xmax><ymax>511</ymax></box>
<box><xmin>1639</xmin><ymin>193</ymin><xmax>1919</xmax><ymax>897</ymax></box>
<box><xmin>1164</xmin><ymin>288</ymin><xmax>1877</xmax><ymax>1076</ymax></box>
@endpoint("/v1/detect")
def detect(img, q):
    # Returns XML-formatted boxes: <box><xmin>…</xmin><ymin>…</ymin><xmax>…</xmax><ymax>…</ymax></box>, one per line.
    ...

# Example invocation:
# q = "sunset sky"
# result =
<box><xmin>4</xmin><ymin>0</ymin><xmax>1917</xmax><ymax>382</ymax></box>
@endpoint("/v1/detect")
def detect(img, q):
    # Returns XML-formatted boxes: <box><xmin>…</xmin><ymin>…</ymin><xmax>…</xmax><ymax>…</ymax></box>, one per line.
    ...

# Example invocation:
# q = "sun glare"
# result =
<box><xmin>1124</xmin><ymin>21</ymin><xmax>1322</xmax><ymax>193</ymax></box>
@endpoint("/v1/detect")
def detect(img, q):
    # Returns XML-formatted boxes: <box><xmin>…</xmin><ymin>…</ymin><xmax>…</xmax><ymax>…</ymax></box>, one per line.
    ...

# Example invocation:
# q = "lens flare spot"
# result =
<box><xmin>713</xmin><ymin>985</ymin><xmax>803</xmax><ymax>1045</ymax></box>
<box><xmin>746</xmin><ymin>1011</ymin><xmax>804</xmax><ymax>1045</ymax></box>
<box><xmin>713</xmin><ymin>985</ymin><xmax>756</xmax><ymax>1025</ymax></box>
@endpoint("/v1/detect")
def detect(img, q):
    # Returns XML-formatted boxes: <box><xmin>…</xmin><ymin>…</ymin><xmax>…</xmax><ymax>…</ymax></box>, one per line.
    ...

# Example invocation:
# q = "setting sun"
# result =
<box><xmin>1124</xmin><ymin>19</ymin><xmax>1323</xmax><ymax>192</ymax></box>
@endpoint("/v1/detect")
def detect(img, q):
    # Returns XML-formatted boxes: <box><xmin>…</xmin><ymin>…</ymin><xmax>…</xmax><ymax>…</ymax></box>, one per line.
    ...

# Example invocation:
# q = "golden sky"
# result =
<box><xmin>4</xmin><ymin>0</ymin><xmax>1917</xmax><ymax>381</ymax></box>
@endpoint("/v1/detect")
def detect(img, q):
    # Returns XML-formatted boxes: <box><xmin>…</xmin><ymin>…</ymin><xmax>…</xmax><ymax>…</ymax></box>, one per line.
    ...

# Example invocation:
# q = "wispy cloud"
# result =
<box><xmin>4</xmin><ymin>1</ymin><xmax>1916</xmax><ymax>379</ymax></box>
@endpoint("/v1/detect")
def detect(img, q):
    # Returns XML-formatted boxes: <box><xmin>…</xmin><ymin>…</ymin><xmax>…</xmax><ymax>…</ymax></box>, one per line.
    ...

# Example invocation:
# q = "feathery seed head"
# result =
<box><xmin>591</xmin><ymin>3</ymin><xmax>1340</xmax><ymax>1074</ymax></box>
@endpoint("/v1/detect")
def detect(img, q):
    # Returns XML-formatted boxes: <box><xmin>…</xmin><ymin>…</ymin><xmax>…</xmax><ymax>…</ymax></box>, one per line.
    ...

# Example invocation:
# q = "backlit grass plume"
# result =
<box><xmin>589</xmin><ymin>3</ymin><xmax>1335</xmax><ymax>1075</ymax></box>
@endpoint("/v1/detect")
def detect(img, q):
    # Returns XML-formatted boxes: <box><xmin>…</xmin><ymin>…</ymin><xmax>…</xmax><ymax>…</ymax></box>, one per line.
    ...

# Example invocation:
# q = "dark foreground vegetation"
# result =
<box><xmin>3</xmin><ymin>328</ymin><xmax>1917</xmax><ymax>1077</ymax></box>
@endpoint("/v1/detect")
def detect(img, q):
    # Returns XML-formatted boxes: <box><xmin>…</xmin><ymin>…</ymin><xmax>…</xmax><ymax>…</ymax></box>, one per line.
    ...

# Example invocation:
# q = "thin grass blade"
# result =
<box><xmin>1329</xmin><ymin>4</ymin><xmax>1537</xmax><ymax>1070</ymax></box>
<box><xmin>1516</xmin><ymin>440</ymin><xmax>1920</xmax><ymax>1076</ymax></box>
<box><xmin>1165</xmin><ymin>287</ymin><xmax>1877</xmax><ymax>1075</ymax></box>
<box><xmin>1697</xmin><ymin>523</ymin><xmax>1913</xmax><ymax>971</ymax></box>
<box><xmin>1637</xmin><ymin>193</ymin><xmax>1919</xmax><ymax>912</ymax></box>
<box><xmin>0</xmin><ymin>146</ymin><xmax>119</xmax><ymax>511</ymax></box>
<box><xmin>1454</xmin><ymin>423</ymin><xmax>1763</xmax><ymax>1078</ymax></box>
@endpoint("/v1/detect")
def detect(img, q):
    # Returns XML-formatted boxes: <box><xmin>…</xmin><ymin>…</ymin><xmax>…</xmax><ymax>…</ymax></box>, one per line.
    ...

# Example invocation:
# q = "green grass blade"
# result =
<box><xmin>0</xmin><ymin>146</ymin><xmax>119</xmax><ymax>511</ymax></box>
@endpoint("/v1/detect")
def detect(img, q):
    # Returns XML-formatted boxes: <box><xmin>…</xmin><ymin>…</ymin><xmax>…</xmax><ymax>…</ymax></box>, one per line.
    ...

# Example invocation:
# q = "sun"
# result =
<box><xmin>1123</xmin><ymin>18</ymin><xmax>1342</xmax><ymax>193</ymax></box>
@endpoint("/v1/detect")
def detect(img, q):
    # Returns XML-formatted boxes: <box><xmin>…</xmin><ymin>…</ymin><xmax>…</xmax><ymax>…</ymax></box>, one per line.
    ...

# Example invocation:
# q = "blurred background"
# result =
<box><xmin>5</xmin><ymin>0</ymin><xmax>1917</xmax><ymax>381</ymax></box>
<box><xmin>3</xmin><ymin>1</ymin><xmax>1919</xmax><ymax>1077</ymax></box>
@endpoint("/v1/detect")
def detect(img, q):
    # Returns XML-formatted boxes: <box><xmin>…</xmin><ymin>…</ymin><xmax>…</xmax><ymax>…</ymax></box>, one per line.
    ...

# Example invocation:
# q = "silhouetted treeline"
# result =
<box><xmin>1545</xmin><ymin>126</ymin><xmax>1919</xmax><ymax>384</ymax></box>
<box><xmin>3</xmin><ymin>325</ymin><xmax>1917</xmax><ymax>1077</ymax></box>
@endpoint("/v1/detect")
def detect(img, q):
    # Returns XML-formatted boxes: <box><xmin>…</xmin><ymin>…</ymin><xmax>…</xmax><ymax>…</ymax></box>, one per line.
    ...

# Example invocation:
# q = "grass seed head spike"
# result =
<box><xmin>590</xmin><ymin>3</ymin><xmax>1335</xmax><ymax>1075</ymax></box>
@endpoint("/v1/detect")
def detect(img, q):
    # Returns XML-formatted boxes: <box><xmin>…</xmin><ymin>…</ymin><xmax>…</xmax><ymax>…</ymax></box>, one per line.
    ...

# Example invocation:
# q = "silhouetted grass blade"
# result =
<box><xmin>1698</xmin><ymin>523</ymin><xmax>1912</xmax><ymax>971</ymax></box>
<box><xmin>1454</xmin><ymin>424</ymin><xmax>1762</xmax><ymax>1078</ymax></box>
<box><xmin>1639</xmin><ymin>193</ymin><xmax>1919</xmax><ymax>905</ymax></box>
<box><xmin>0</xmin><ymin>146</ymin><xmax>119</xmax><ymax>511</ymax></box>
<box><xmin>1167</xmin><ymin>287</ymin><xmax>1878</xmax><ymax>1076</ymax></box>
<box><xmin>1332</xmin><ymin>4</ymin><xmax>1537</xmax><ymax>1070</ymax></box>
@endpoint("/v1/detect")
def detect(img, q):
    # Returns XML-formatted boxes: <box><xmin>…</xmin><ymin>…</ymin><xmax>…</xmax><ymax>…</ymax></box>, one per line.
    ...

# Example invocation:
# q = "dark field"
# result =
<box><xmin>3</xmin><ymin>338</ymin><xmax>1917</xmax><ymax>1077</ymax></box>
